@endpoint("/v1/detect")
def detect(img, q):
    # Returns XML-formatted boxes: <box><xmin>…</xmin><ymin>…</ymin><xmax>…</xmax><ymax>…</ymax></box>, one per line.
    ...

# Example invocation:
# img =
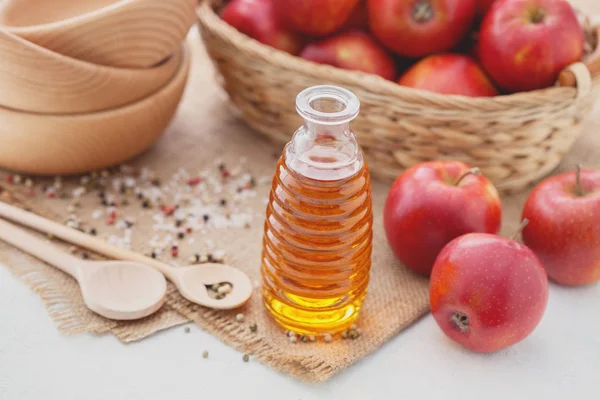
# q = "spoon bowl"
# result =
<box><xmin>0</xmin><ymin>220</ymin><xmax>167</xmax><ymax>320</ymax></box>
<box><xmin>80</xmin><ymin>261</ymin><xmax>167</xmax><ymax>320</ymax></box>
<box><xmin>0</xmin><ymin>0</ymin><xmax>196</xmax><ymax>68</ymax></box>
<box><xmin>174</xmin><ymin>264</ymin><xmax>254</xmax><ymax>310</ymax></box>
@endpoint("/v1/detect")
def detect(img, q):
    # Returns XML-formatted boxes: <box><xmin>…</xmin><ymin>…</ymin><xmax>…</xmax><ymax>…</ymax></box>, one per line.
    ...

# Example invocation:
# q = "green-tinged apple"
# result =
<box><xmin>522</xmin><ymin>166</ymin><xmax>600</xmax><ymax>286</ymax></box>
<box><xmin>478</xmin><ymin>0</ymin><xmax>584</xmax><ymax>92</ymax></box>
<box><xmin>383</xmin><ymin>161</ymin><xmax>502</xmax><ymax>276</ymax></box>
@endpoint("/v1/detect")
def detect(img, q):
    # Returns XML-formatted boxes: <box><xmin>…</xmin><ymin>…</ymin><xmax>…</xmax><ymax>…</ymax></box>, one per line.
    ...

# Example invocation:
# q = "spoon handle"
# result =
<box><xmin>0</xmin><ymin>201</ymin><xmax>176</xmax><ymax>280</ymax></box>
<box><xmin>0</xmin><ymin>218</ymin><xmax>80</xmax><ymax>278</ymax></box>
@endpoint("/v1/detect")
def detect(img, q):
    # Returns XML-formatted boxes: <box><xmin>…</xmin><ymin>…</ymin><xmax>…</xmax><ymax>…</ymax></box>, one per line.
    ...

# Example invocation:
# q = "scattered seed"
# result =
<box><xmin>81</xmin><ymin>252</ymin><xmax>89</xmax><ymax>260</ymax></box>
<box><xmin>289</xmin><ymin>336</ymin><xmax>297</xmax><ymax>344</ymax></box>
<box><xmin>341</xmin><ymin>331</ymin><xmax>348</xmax><ymax>339</ymax></box>
<box><xmin>47</xmin><ymin>233</ymin><xmax>54</xmax><ymax>240</ymax></box>
<box><xmin>249</xmin><ymin>323</ymin><xmax>258</xmax><ymax>333</ymax></box>
<box><xmin>300</xmin><ymin>335</ymin><xmax>308</xmax><ymax>342</ymax></box>
<box><xmin>13</xmin><ymin>174</ymin><xmax>22</xmax><ymax>184</ymax></box>
<box><xmin>243</xmin><ymin>354</ymin><xmax>250</xmax><ymax>362</ymax></box>
<box><xmin>287</xmin><ymin>331</ymin><xmax>296</xmax><ymax>338</ymax></box>
<box><xmin>202</xmin><ymin>350</ymin><xmax>209</xmax><ymax>359</ymax></box>
<box><xmin>309</xmin><ymin>335</ymin><xmax>315</xmax><ymax>342</ymax></box>
<box><xmin>184</xmin><ymin>327</ymin><xmax>190</xmax><ymax>333</ymax></box>
<box><xmin>215</xmin><ymin>294</ymin><xmax>225</xmax><ymax>300</ymax></box>
<box><xmin>25</xmin><ymin>178</ymin><xmax>33</xmax><ymax>188</ymax></box>
<box><xmin>150</xmin><ymin>251</ymin><xmax>157</xmax><ymax>259</ymax></box>
<box><xmin>235</xmin><ymin>313</ymin><xmax>244</xmax><ymax>322</ymax></box>
<box><xmin>89</xmin><ymin>228</ymin><xmax>97</xmax><ymax>236</ymax></box>
<box><xmin>217</xmin><ymin>284</ymin><xmax>232</xmax><ymax>295</ymax></box>
<box><xmin>324</xmin><ymin>334</ymin><xmax>332</xmax><ymax>343</ymax></box>
<box><xmin>177</xmin><ymin>232</ymin><xmax>185</xmax><ymax>239</ymax></box>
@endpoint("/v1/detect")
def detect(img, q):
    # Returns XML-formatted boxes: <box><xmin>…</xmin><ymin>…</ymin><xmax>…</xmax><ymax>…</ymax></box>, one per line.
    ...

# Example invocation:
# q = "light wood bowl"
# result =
<box><xmin>0</xmin><ymin>0</ymin><xmax>196</xmax><ymax>68</ymax></box>
<box><xmin>0</xmin><ymin>45</ymin><xmax>190</xmax><ymax>176</ymax></box>
<box><xmin>0</xmin><ymin>27</ymin><xmax>182</xmax><ymax>114</ymax></box>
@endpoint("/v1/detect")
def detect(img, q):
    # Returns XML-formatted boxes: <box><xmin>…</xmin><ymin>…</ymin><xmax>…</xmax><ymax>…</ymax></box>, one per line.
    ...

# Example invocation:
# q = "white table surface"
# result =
<box><xmin>1</xmin><ymin>264</ymin><xmax>599</xmax><ymax>399</ymax></box>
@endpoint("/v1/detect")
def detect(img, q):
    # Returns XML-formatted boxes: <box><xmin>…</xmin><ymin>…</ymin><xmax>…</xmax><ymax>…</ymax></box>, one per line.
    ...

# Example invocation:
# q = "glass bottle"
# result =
<box><xmin>261</xmin><ymin>85</ymin><xmax>373</xmax><ymax>335</ymax></box>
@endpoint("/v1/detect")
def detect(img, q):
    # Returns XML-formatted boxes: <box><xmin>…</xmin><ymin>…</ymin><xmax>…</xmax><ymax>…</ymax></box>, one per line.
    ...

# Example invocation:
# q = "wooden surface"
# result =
<box><xmin>0</xmin><ymin>28</ymin><xmax>182</xmax><ymax>113</ymax></box>
<box><xmin>0</xmin><ymin>218</ymin><xmax>167</xmax><ymax>320</ymax></box>
<box><xmin>0</xmin><ymin>0</ymin><xmax>197</xmax><ymax>68</ymax></box>
<box><xmin>0</xmin><ymin>45</ymin><xmax>190</xmax><ymax>175</ymax></box>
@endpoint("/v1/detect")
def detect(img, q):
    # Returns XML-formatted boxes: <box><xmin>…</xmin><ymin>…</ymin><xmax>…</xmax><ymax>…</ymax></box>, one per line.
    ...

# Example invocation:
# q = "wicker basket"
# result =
<box><xmin>197</xmin><ymin>0</ymin><xmax>600</xmax><ymax>193</ymax></box>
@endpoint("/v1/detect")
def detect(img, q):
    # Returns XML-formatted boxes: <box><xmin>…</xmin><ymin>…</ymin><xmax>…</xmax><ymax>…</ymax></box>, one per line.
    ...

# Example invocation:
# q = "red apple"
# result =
<box><xmin>340</xmin><ymin>1</ymin><xmax>369</xmax><ymax>31</ymax></box>
<box><xmin>221</xmin><ymin>0</ymin><xmax>303</xmax><ymax>55</ymax></box>
<box><xmin>300</xmin><ymin>31</ymin><xmax>397</xmax><ymax>80</ymax></box>
<box><xmin>477</xmin><ymin>0</ymin><xmax>497</xmax><ymax>17</ymax></box>
<box><xmin>397</xmin><ymin>54</ymin><xmax>498</xmax><ymax>96</ymax></box>
<box><xmin>273</xmin><ymin>0</ymin><xmax>360</xmax><ymax>36</ymax></box>
<box><xmin>367</xmin><ymin>0</ymin><xmax>478</xmax><ymax>58</ymax></box>
<box><xmin>430</xmin><ymin>232</ymin><xmax>549</xmax><ymax>352</ymax></box>
<box><xmin>478</xmin><ymin>0</ymin><xmax>584</xmax><ymax>93</ymax></box>
<box><xmin>383</xmin><ymin>161</ymin><xmax>502</xmax><ymax>276</ymax></box>
<box><xmin>522</xmin><ymin>167</ymin><xmax>600</xmax><ymax>286</ymax></box>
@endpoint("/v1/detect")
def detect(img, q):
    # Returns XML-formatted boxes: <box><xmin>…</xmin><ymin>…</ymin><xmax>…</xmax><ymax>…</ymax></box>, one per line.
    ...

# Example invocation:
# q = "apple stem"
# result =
<box><xmin>412</xmin><ymin>1</ymin><xmax>434</xmax><ymax>23</ymax></box>
<box><xmin>530</xmin><ymin>7</ymin><xmax>546</xmax><ymax>24</ymax></box>
<box><xmin>451</xmin><ymin>312</ymin><xmax>469</xmax><ymax>333</ymax></box>
<box><xmin>455</xmin><ymin>168</ymin><xmax>481</xmax><ymax>186</ymax></box>
<box><xmin>575</xmin><ymin>164</ymin><xmax>584</xmax><ymax>196</ymax></box>
<box><xmin>512</xmin><ymin>219</ymin><xmax>529</xmax><ymax>241</ymax></box>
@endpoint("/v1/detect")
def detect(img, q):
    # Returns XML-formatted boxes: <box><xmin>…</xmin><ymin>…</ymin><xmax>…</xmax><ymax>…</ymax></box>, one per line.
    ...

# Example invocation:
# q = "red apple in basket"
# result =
<box><xmin>478</xmin><ymin>0</ymin><xmax>584</xmax><ymax>93</ymax></box>
<box><xmin>300</xmin><ymin>31</ymin><xmax>397</xmax><ymax>80</ymax></box>
<box><xmin>221</xmin><ymin>0</ymin><xmax>303</xmax><ymax>55</ymax></box>
<box><xmin>273</xmin><ymin>0</ymin><xmax>360</xmax><ymax>36</ymax></box>
<box><xmin>430</xmin><ymin>231</ymin><xmax>549</xmax><ymax>352</ymax></box>
<box><xmin>367</xmin><ymin>0</ymin><xmax>478</xmax><ymax>58</ymax></box>
<box><xmin>522</xmin><ymin>166</ymin><xmax>600</xmax><ymax>286</ymax></box>
<box><xmin>340</xmin><ymin>1</ymin><xmax>369</xmax><ymax>31</ymax></box>
<box><xmin>477</xmin><ymin>0</ymin><xmax>497</xmax><ymax>17</ymax></box>
<box><xmin>383</xmin><ymin>161</ymin><xmax>502</xmax><ymax>276</ymax></box>
<box><xmin>397</xmin><ymin>54</ymin><xmax>498</xmax><ymax>96</ymax></box>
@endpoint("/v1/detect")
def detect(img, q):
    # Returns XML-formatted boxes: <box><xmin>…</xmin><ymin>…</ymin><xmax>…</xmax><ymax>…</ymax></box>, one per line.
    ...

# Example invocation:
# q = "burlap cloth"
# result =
<box><xmin>2</xmin><ymin>1</ymin><xmax>600</xmax><ymax>380</ymax></box>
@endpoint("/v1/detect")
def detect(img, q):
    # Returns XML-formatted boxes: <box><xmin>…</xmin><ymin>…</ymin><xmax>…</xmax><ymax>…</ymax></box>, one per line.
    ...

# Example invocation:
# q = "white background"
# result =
<box><xmin>1</xmin><ymin>265</ymin><xmax>599</xmax><ymax>400</ymax></box>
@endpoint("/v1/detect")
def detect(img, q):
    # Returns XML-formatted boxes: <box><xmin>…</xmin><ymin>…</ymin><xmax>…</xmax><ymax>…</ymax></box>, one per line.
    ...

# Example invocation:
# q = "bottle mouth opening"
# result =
<box><xmin>296</xmin><ymin>85</ymin><xmax>360</xmax><ymax>126</ymax></box>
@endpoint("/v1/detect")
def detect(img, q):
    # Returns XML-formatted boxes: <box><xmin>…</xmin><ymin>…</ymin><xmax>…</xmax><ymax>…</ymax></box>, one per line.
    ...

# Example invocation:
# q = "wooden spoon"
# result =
<box><xmin>0</xmin><ymin>218</ymin><xmax>167</xmax><ymax>320</ymax></box>
<box><xmin>0</xmin><ymin>0</ymin><xmax>197</xmax><ymax>68</ymax></box>
<box><xmin>0</xmin><ymin>201</ymin><xmax>253</xmax><ymax>310</ymax></box>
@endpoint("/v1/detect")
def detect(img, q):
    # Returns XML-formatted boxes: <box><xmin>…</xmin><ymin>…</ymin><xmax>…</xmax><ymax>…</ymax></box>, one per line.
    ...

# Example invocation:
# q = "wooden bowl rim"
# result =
<box><xmin>0</xmin><ymin>0</ymin><xmax>135</xmax><ymax>32</ymax></box>
<box><xmin>0</xmin><ymin>24</ymin><xmax>180</xmax><ymax>74</ymax></box>
<box><xmin>0</xmin><ymin>44</ymin><xmax>190</xmax><ymax>120</ymax></box>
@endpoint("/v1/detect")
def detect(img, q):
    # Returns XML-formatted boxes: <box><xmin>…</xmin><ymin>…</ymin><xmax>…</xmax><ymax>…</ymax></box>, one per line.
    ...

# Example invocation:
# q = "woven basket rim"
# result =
<box><xmin>197</xmin><ymin>0</ymin><xmax>600</xmax><ymax>109</ymax></box>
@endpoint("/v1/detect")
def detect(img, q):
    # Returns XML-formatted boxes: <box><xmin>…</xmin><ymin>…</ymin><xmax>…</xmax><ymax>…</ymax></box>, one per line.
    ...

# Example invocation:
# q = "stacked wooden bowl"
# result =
<box><xmin>0</xmin><ymin>0</ymin><xmax>197</xmax><ymax>175</ymax></box>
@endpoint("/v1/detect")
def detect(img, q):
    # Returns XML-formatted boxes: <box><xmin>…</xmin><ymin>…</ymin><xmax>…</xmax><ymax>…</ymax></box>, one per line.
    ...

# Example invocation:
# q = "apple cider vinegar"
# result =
<box><xmin>261</xmin><ymin>85</ymin><xmax>373</xmax><ymax>335</ymax></box>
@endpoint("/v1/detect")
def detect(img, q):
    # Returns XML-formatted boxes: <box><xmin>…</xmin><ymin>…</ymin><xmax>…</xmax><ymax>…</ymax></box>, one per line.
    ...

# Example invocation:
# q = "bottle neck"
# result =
<box><xmin>303</xmin><ymin>121</ymin><xmax>352</xmax><ymax>142</ymax></box>
<box><xmin>286</xmin><ymin>85</ymin><xmax>363</xmax><ymax>181</ymax></box>
<box><xmin>286</xmin><ymin>120</ymin><xmax>363</xmax><ymax>181</ymax></box>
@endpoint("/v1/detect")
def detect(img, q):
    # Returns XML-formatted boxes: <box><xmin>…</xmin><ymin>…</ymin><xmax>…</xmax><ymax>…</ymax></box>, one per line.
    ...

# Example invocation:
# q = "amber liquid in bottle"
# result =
<box><xmin>261</xmin><ymin>86</ymin><xmax>373</xmax><ymax>335</ymax></box>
